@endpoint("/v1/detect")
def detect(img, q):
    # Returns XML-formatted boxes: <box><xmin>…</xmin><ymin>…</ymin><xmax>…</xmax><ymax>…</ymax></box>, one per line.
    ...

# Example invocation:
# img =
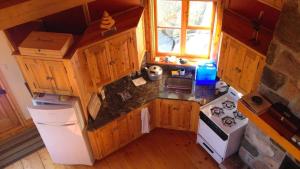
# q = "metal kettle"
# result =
<box><xmin>145</xmin><ymin>65</ymin><xmax>163</xmax><ymax>81</ymax></box>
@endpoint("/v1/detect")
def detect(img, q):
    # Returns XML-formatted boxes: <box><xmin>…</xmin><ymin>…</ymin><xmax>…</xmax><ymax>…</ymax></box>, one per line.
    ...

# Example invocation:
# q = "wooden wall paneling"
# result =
<box><xmin>212</xmin><ymin>0</ymin><xmax>224</xmax><ymax>61</ymax></box>
<box><xmin>87</xmin><ymin>0</ymin><xmax>141</xmax><ymax>22</ymax></box>
<box><xmin>41</xmin><ymin>6</ymin><xmax>87</xmax><ymax>35</ymax></box>
<box><xmin>143</xmin><ymin>0</ymin><xmax>152</xmax><ymax>58</ymax></box>
<box><xmin>82</xmin><ymin>3</ymin><xmax>91</xmax><ymax>26</ymax></box>
<box><xmin>0</xmin><ymin>0</ymin><xmax>94</xmax><ymax>30</ymax></box>
<box><xmin>133</xmin><ymin>11</ymin><xmax>146</xmax><ymax>70</ymax></box>
<box><xmin>224</xmin><ymin>0</ymin><xmax>280</xmax><ymax>31</ymax></box>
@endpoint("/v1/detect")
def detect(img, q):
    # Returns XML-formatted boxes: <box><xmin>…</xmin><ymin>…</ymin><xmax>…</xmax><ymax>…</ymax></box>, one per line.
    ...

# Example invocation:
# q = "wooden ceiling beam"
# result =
<box><xmin>0</xmin><ymin>0</ymin><xmax>94</xmax><ymax>30</ymax></box>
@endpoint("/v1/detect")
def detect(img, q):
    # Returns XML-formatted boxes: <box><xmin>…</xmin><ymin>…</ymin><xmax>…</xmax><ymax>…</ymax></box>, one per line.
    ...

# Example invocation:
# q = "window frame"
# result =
<box><xmin>154</xmin><ymin>0</ymin><xmax>217</xmax><ymax>59</ymax></box>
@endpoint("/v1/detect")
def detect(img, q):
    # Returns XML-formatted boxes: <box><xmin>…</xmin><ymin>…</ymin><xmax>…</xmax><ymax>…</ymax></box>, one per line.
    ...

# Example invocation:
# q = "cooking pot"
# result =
<box><xmin>145</xmin><ymin>65</ymin><xmax>163</xmax><ymax>81</ymax></box>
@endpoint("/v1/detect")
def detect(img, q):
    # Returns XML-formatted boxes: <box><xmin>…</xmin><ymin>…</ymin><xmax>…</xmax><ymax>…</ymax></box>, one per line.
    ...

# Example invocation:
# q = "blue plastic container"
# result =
<box><xmin>195</xmin><ymin>61</ymin><xmax>217</xmax><ymax>85</ymax></box>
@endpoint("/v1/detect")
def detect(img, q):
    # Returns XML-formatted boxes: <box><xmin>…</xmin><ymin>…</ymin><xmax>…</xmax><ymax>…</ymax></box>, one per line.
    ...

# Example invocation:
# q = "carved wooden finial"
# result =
<box><xmin>100</xmin><ymin>11</ymin><xmax>115</xmax><ymax>30</ymax></box>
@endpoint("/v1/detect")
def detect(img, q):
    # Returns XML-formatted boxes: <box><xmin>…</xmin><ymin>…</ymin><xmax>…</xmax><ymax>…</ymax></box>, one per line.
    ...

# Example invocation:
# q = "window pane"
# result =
<box><xmin>188</xmin><ymin>1</ymin><xmax>213</xmax><ymax>27</ymax></box>
<box><xmin>186</xmin><ymin>30</ymin><xmax>211</xmax><ymax>56</ymax></box>
<box><xmin>158</xmin><ymin>28</ymin><xmax>181</xmax><ymax>53</ymax></box>
<box><xmin>157</xmin><ymin>0</ymin><xmax>182</xmax><ymax>27</ymax></box>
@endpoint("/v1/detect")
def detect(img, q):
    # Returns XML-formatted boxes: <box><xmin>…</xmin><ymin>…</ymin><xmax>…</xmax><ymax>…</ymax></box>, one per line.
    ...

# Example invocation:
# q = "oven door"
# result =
<box><xmin>198</xmin><ymin>112</ymin><xmax>229</xmax><ymax>158</ymax></box>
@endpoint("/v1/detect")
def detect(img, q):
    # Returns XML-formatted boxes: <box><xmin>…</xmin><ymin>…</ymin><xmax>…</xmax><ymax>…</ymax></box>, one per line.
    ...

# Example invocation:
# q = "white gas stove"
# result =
<box><xmin>197</xmin><ymin>87</ymin><xmax>248</xmax><ymax>164</ymax></box>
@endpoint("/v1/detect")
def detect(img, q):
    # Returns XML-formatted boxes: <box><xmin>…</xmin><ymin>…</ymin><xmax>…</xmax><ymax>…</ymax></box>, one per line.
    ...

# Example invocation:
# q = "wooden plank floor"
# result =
<box><xmin>4</xmin><ymin>128</ymin><xmax>219</xmax><ymax>169</ymax></box>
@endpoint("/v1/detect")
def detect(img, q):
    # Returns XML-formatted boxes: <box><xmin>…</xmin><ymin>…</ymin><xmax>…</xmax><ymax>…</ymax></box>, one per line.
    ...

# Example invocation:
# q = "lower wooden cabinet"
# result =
<box><xmin>88</xmin><ymin>106</ymin><xmax>145</xmax><ymax>159</ymax></box>
<box><xmin>155</xmin><ymin>99</ymin><xmax>200</xmax><ymax>132</ymax></box>
<box><xmin>87</xmin><ymin>99</ymin><xmax>200</xmax><ymax>159</ymax></box>
<box><xmin>97</xmin><ymin>121</ymin><xmax>119</xmax><ymax>157</ymax></box>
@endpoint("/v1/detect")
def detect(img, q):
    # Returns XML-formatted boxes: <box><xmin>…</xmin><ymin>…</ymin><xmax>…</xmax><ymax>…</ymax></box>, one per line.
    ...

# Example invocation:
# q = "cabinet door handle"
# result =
<box><xmin>235</xmin><ymin>67</ymin><xmax>242</xmax><ymax>73</ymax></box>
<box><xmin>46</xmin><ymin>76</ymin><xmax>53</xmax><ymax>80</ymax></box>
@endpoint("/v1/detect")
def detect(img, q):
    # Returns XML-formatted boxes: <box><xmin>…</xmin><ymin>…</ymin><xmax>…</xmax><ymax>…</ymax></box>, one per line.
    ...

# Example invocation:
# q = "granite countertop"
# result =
<box><xmin>87</xmin><ymin>70</ymin><xmax>222</xmax><ymax>130</ymax></box>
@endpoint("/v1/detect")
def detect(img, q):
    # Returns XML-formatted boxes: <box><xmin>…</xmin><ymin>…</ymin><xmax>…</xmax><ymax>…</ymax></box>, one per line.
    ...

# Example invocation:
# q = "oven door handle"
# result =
<box><xmin>203</xmin><ymin>142</ymin><xmax>214</xmax><ymax>154</ymax></box>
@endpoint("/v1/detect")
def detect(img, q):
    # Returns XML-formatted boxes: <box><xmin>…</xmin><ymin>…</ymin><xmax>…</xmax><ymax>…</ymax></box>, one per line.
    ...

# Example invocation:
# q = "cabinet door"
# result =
<box><xmin>190</xmin><ymin>102</ymin><xmax>200</xmax><ymax>133</ymax></box>
<box><xmin>238</xmin><ymin>50</ymin><xmax>261</xmax><ymax>93</ymax></box>
<box><xmin>172</xmin><ymin>101</ymin><xmax>192</xmax><ymax>130</ymax></box>
<box><xmin>21</xmin><ymin>58</ymin><xmax>53</xmax><ymax>93</ymax></box>
<box><xmin>117</xmin><ymin>116</ymin><xmax>130</xmax><ymax>147</ymax></box>
<box><xmin>84</xmin><ymin>43</ymin><xmax>113</xmax><ymax>86</ymax></box>
<box><xmin>97</xmin><ymin>121</ymin><xmax>119</xmax><ymax>157</ymax></box>
<box><xmin>223</xmin><ymin>38</ymin><xmax>246</xmax><ymax>86</ymax></box>
<box><xmin>108</xmin><ymin>33</ymin><xmax>134</xmax><ymax>79</ymax></box>
<box><xmin>128</xmin><ymin>109</ymin><xmax>142</xmax><ymax>139</ymax></box>
<box><xmin>44</xmin><ymin>61</ymin><xmax>73</xmax><ymax>95</ymax></box>
<box><xmin>159</xmin><ymin>100</ymin><xmax>172</xmax><ymax>127</ymax></box>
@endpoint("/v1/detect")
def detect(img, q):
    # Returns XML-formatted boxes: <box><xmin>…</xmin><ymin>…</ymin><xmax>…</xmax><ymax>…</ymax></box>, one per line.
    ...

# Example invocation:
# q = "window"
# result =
<box><xmin>155</xmin><ymin>0</ymin><xmax>216</xmax><ymax>59</ymax></box>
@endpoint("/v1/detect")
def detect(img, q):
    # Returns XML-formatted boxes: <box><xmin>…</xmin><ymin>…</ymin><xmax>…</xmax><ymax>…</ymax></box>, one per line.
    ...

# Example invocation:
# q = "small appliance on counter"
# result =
<box><xmin>145</xmin><ymin>65</ymin><xmax>163</xmax><ymax>81</ymax></box>
<box><xmin>195</xmin><ymin>60</ymin><xmax>217</xmax><ymax>85</ymax></box>
<box><xmin>240</xmin><ymin>92</ymin><xmax>271</xmax><ymax>115</ymax></box>
<box><xmin>197</xmin><ymin>87</ymin><xmax>248</xmax><ymax>164</ymax></box>
<box><xmin>28</xmin><ymin>94</ymin><xmax>94</xmax><ymax>166</ymax></box>
<box><xmin>215</xmin><ymin>81</ymin><xmax>229</xmax><ymax>94</ymax></box>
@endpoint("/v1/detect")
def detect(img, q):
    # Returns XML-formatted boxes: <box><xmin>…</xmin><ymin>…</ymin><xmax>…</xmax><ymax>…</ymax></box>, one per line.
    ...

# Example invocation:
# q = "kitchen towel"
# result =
<box><xmin>141</xmin><ymin>107</ymin><xmax>150</xmax><ymax>134</ymax></box>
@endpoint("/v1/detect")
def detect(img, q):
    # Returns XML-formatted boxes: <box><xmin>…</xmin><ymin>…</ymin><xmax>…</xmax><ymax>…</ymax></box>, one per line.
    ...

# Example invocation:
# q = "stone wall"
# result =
<box><xmin>259</xmin><ymin>0</ymin><xmax>300</xmax><ymax>118</ymax></box>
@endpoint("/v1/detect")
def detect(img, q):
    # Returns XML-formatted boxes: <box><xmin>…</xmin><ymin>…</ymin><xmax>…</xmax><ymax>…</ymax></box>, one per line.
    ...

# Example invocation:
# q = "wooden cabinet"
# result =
<box><xmin>218</xmin><ymin>33</ymin><xmax>266</xmax><ymax>94</ymax></box>
<box><xmin>88</xmin><ymin>107</ymin><xmax>144</xmax><ymax>159</ymax></box>
<box><xmin>84</xmin><ymin>42</ymin><xmax>113</xmax><ymax>86</ymax></box>
<box><xmin>83</xmin><ymin>32</ymin><xmax>136</xmax><ymax>87</ymax></box>
<box><xmin>97</xmin><ymin>121</ymin><xmax>119</xmax><ymax>157</ymax></box>
<box><xmin>87</xmin><ymin>100</ymin><xmax>200</xmax><ymax>159</ymax></box>
<box><xmin>128</xmin><ymin>109</ymin><xmax>142</xmax><ymax>139</ymax></box>
<box><xmin>108</xmin><ymin>33</ymin><xmax>135</xmax><ymax>80</ymax></box>
<box><xmin>18</xmin><ymin>56</ymin><xmax>73</xmax><ymax>95</ymax></box>
<box><xmin>155</xmin><ymin>99</ymin><xmax>200</xmax><ymax>132</ymax></box>
<box><xmin>258</xmin><ymin>0</ymin><xmax>285</xmax><ymax>10</ymax></box>
<box><xmin>117</xmin><ymin>116</ymin><xmax>130</xmax><ymax>147</ymax></box>
<box><xmin>81</xmin><ymin>8</ymin><xmax>146</xmax><ymax>87</ymax></box>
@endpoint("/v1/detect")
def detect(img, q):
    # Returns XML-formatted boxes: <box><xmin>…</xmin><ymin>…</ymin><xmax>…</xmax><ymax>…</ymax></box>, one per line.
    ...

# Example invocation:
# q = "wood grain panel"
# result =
<box><xmin>0</xmin><ymin>0</ymin><xmax>92</xmax><ymax>30</ymax></box>
<box><xmin>88</xmin><ymin>0</ymin><xmax>141</xmax><ymax>22</ymax></box>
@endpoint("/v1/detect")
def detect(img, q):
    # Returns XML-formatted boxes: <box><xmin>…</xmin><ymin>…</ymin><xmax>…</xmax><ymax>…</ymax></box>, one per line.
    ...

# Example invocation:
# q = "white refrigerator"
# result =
<box><xmin>28</xmin><ymin>94</ymin><xmax>94</xmax><ymax>166</ymax></box>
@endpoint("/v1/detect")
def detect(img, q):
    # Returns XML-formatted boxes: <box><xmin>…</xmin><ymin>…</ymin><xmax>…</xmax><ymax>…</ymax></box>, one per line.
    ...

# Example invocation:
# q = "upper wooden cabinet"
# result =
<box><xmin>79</xmin><ymin>7</ymin><xmax>146</xmax><ymax>87</ymax></box>
<box><xmin>17</xmin><ymin>56</ymin><xmax>73</xmax><ymax>95</ymax></box>
<box><xmin>258</xmin><ymin>0</ymin><xmax>285</xmax><ymax>10</ymax></box>
<box><xmin>218</xmin><ymin>33</ymin><xmax>266</xmax><ymax>94</ymax></box>
<box><xmin>83</xmin><ymin>31</ymin><xmax>137</xmax><ymax>87</ymax></box>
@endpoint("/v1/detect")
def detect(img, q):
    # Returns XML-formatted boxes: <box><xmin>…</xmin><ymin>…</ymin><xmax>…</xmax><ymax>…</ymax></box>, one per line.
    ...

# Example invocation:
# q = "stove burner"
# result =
<box><xmin>222</xmin><ymin>100</ymin><xmax>236</xmax><ymax>110</ymax></box>
<box><xmin>210</xmin><ymin>107</ymin><xmax>224</xmax><ymax>117</ymax></box>
<box><xmin>222</xmin><ymin>116</ymin><xmax>236</xmax><ymax>127</ymax></box>
<box><xmin>233</xmin><ymin>110</ymin><xmax>246</xmax><ymax>120</ymax></box>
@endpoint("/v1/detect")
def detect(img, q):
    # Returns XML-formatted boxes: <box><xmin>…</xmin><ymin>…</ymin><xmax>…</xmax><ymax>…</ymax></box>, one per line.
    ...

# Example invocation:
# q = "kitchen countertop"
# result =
<box><xmin>87</xmin><ymin>70</ymin><xmax>222</xmax><ymax>130</ymax></box>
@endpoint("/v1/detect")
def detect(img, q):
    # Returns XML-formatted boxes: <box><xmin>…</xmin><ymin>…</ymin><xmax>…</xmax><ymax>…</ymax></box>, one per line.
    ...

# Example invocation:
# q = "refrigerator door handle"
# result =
<box><xmin>37</xmin><ymin>122</ymin><xmax>77</xmax><ymax>127</ymax></box>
